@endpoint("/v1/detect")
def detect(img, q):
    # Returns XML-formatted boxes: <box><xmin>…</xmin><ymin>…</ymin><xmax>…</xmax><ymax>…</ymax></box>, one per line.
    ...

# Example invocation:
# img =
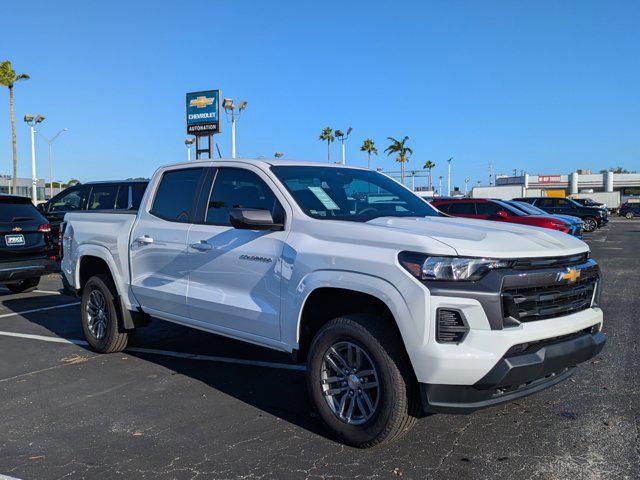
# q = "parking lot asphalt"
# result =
<box><xmin>0</xmin><ymin>218</ymin><xmax>638</xmax><ymax>480</ymax></box>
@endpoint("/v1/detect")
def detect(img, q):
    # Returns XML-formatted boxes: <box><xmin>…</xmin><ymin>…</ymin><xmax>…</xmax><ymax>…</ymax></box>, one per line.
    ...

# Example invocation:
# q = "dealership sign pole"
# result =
<box><xmin>186</xmin><ymin>90</ymin><xmax>220</xmax><ymax>160</ymax></box>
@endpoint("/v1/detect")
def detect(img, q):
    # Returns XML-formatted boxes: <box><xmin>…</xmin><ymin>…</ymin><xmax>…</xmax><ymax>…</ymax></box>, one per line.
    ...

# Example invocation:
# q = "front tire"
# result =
<box><xmin>307</xmin><ymin>314</ymin><xmax>418</xmax><ymax>448</ymax></box>
<box><xmin>583</xmin><ymin>217</ymin><xmax>598</xmax><ymax>232</ymax></box>
<box><xmin>81</xmin><ymin>274</ymin><xmax>129</xmax><ymax>353</ymax></box>
<box><xmin>5</xmin><ymin>277</ymin><xmax>40</xmax><ymax>293</ymax></box>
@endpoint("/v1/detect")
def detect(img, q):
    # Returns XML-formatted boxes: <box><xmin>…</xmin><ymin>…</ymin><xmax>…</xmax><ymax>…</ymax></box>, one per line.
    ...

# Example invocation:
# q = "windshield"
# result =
<box><xmin>271</xmin><ymin>166</ymin><xmax>440</xmax><ymax>221</ymax></box>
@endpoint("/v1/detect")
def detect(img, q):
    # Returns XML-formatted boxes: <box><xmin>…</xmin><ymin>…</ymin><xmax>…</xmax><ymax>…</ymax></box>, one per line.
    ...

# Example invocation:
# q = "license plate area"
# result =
<box><xmin>5</xmin><ymin>234</ymin><xmax>26</xmax><ymax>246</ymax></box>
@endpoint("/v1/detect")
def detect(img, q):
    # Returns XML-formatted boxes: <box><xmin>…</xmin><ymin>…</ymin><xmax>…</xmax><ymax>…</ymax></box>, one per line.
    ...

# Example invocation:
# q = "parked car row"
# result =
<box><xmin>430</xmin><ymin>196</ymin><xmax>608</xmax><ymax>233</ymax></box>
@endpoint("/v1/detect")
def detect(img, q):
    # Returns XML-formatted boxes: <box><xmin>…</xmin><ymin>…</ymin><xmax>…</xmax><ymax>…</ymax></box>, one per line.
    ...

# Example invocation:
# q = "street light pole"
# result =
<box><xmin>38</xmin><ymin>128</ymin><xmax>68</xmax><ymax>199</ymax></box>
<box><xmin>222</xmin><ymin>98</ymin><xmax>247</xmax><ymax>159</ymax></box>
<box><xmin>334</xmin><ymin>127</ymin><xmax>353</xmax><ymax>165</ymax></box>
<box><xmin>185</xmin><ymin>138</ymin><xmax>195</xmax><ymax>161</ymax></box>
<box><xmin>24</xmin><ymin>114</ymin><xmax>45</xmax><ymax>204</ymax></box>
<box><xmin>438</xmin><ymin>175</ymin><xmax>443</xmax><ymax>196</ymax></box>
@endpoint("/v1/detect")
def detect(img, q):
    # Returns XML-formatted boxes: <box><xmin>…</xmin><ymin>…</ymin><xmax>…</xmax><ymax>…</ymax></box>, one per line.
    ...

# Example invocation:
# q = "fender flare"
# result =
<box><xmin>74</xmin><ymin>244</ymin><xmax>139</xmax><ymax>312</ymax></box>
<box><xmin>285</xmin><ymin>270</ymin><xmax>427</xmax><ymax>355</ymax></box>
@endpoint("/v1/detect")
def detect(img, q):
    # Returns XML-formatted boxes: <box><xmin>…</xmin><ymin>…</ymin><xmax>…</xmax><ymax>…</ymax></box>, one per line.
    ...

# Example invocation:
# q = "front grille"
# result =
<box><xmin>512</xmin><ymin>252</ymin><xmax>588</xmax><ymax>270</ymax></box>
<box><xmin>502</xmin><ymin>267</ymin><xmax>598</xmax><ymax>322</ymax></box>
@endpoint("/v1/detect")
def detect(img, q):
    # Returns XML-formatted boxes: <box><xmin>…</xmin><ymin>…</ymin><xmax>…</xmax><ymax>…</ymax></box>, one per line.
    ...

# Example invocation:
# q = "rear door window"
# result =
<box><xmin>87</xmin><ymin>185</ymin><xmax>119</xmax><ymax>210</ymax></box>
<box><xmin>447</xmin><ymin>202</ymin><xmax>477</xmax><ymax>215</ymax></box>
<box><xmin>475</xmin><ymin>201</ymin><xmax>502</xmax><ymax>216</ymax></box>
<box><xmin>151</xmin><ymin>168</ymin><xmax>205</xmax><ymax>222</ymax></box>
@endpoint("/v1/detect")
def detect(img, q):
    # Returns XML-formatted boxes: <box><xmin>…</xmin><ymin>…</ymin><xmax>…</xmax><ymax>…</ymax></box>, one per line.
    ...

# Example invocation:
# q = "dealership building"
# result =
<box><xmin>471</xmin><ymin>170</ymin><xmax>640</xmax><ymax>204</ymax></box>
<box><xmin>0</xmin><ymin>176</ymin><xmax>56</xmax><ymax>202</ymax></box>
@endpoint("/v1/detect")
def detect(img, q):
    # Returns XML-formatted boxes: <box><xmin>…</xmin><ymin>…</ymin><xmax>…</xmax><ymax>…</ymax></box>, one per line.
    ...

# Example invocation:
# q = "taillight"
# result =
<box><xmin>38</xmin><ymin>223</ymin><xmax>51</xmax><ymax>233</ymax></box>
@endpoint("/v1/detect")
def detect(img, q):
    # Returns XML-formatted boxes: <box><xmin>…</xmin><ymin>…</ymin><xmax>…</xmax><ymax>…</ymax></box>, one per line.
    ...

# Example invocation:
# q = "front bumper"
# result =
<box><xmin>420</xmin><ymin>329</ymin><xmax>606</xmax><ymax>413</ymax></box>
<box><xmin>0</xmin><ymin>257</ymin><xmax>59</xmax><ymax>283</ymax></box>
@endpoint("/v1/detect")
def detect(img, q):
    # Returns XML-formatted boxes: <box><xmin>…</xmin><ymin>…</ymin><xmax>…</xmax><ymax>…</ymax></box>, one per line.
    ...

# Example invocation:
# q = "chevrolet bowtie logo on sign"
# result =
<box><xmin>557</xmin><ymin>268</ymin><xmax>581</xmax><ymax>283</ymax></box>
<box><xmin>190</xmin><ymin>96</ymin><xmax>214</xmax><ymax>109</ymax></box>
<box><xmin>186</xmin><ymin>90</ymin><xmax>220</xmax><ymax>136</ymax></box>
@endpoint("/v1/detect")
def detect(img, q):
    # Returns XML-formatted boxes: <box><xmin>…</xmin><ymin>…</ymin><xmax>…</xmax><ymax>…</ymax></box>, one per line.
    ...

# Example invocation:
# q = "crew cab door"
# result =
<box><xmin>186</xmin><ymin>166</ymin><xmax>289</xmax><ymax>340</ymax></box>
<box><xmin>129</xmin><ymin>167</ymin><xmax>207</xmax><ymax>319</ymax></box>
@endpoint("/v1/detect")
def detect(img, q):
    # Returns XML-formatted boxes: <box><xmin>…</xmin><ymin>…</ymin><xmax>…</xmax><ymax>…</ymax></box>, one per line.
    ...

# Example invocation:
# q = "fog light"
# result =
<box><xmin>436</xmin><ymin>308</ymin><xmax>469</xmax><ymax>344</ymax></box>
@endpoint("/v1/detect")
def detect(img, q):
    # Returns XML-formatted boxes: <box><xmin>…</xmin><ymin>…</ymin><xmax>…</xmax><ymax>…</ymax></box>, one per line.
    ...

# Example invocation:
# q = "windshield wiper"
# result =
<box><xmin>10</xmin><ymin>216</ymin><xmax>34</xmax><ymax>222</ymax></box>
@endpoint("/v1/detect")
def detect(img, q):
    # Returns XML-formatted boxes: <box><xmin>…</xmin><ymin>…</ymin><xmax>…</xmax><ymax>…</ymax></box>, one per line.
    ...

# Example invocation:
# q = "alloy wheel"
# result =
<box><xmin>320</xmin><ymin>341</ymin><xmax>380</xmax><ymax>425</ymax></box>
<box><xmin>86</xmin><ymin>288</ymin><xmax>108</xmax><ymax>340</ymax></box>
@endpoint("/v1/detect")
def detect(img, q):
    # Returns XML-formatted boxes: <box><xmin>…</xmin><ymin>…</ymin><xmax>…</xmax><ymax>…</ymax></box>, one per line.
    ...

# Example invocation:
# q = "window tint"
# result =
<box><xmin>446</xmin><ymin>202</ymin><xmax>477</xmax><ymax>215</ymax></box>
<box><xmin>151</xmin><ymin>168</ymin><xmax>204</xmax><ymax>222</ymax></box>
<box><xmin>206</xmin><ymin>168</ymin><xmax>284</xmax><ymax>225</ymax></box>
<box><xmin>131</xmin><ymin>183</ymin><xmax>147</xmax><ymax>209</ymax></box>
<box><xmin>50</xmin><ymin>188</ymin><xmax>85</xmax><ymax>212</ymax></box>
<box><xmin>115</xmin><ymin>186</ymin><xmax>129</xmax><ymax>210</ymax></box>
<box><xmin>537</xmin><ymin>198</ymin><xmax>555</xmax><ymax>208</ymax></box>
<box><xmin>555</xmin><ymin>199</ymin><xmax>570</xmax><ymax>206</ymax></box>
<box><xmin>475</xmin><ymin>201</ymin><xmax>502</xmax><ymax>216</ymax></box>
<box><xmin>87</xmin><ymin>185</ymin><xmax>118</xmax><ymax>210</ymax></box>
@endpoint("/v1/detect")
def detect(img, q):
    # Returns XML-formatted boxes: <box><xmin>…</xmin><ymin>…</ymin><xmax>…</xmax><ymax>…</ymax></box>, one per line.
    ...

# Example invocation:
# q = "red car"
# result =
<box><xmin>430</xmin><ymin>198</ymin><xmax>573</xmax><ymax>233</ymax></box>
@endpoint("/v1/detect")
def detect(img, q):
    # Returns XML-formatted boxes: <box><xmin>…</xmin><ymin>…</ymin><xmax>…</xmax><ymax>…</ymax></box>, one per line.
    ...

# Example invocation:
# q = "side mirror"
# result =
<box><xmin>37</xmin><ymin>203</ymin><xmax>47</xmax><ymax>213</ymax></box>
<box><xmin>229</xmin><ymin>208</ymin><xmax>283</xmax><ymax>231</ymax></box>
<box><xmin>496</xmin><ymin>210</ymin><xmax>508</xmax><ymax>218</ymax></box>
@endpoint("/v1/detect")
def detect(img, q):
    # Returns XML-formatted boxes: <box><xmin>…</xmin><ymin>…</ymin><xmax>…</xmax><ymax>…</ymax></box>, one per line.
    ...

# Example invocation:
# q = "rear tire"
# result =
<box><xmin>306</xmin><ymin>314</ymin><xmax>418</xmax><ymax>448</ymax></box>
<box><xmin>5</xmin><ymin>277</ymin><xmax>40</xmax><ymax>293</ymax></box>
<box><xmin>583</xmin><ymin>217</ymin><xmax>598</xmax><ymax>232</ymax></box>
<box><xmin>625</xmin><ymin>212</ymin><xmax>634</xmax><ymax>219</ymax></box>
<box><xmin>81</xmin><ymin>274</ymin><xmax>129</xmax><ymax>353</ymax></box>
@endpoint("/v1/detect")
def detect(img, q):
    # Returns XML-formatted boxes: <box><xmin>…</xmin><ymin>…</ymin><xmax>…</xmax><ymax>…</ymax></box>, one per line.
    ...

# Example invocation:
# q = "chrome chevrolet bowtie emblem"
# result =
<box><xmin>190</xmin><ymin>96</ymin><xmax>214</xmax><ymax>108</ymax></box>
<box><xmin>12</xmin><ymin>227</ymin><xmax>22</xmax><ymax>232</ymax></box>
<box><xmin>557</xmin><ymin>267</ymin><xmax>581</xmax><ymax>283</ymax></box>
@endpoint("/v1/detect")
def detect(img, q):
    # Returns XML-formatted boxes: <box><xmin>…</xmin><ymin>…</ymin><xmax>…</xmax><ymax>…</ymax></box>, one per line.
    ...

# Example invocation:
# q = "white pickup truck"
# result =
<box><xmin>61</xmin><ymin>159</ymin><xmax>606</xmax><ymax>447</ymax></box>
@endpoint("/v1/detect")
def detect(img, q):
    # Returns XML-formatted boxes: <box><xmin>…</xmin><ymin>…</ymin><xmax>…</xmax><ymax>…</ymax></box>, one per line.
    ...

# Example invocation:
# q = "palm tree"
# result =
<box><xmin>0</xmin><ymin>61</ymin><xmax>30</xmax><ymax>194</ymax></box>
<box><xmin>360</xmin><ymin>139</ymin><xmax>378</xmax><ymax>169</ymax></box>
<box><xmin>423</xmin><ymin>160</ymin><xmax>436</xmax><ymax>190</ymax></box>
<box><xmin>318</xmin><ymin>127</ymin><xmax>335</xmax><ymax>163</ymax></box>
<box><xmin>384</xmin><ymin>136</ymin><xmax>413</xmax><ymax>184</ymax></box>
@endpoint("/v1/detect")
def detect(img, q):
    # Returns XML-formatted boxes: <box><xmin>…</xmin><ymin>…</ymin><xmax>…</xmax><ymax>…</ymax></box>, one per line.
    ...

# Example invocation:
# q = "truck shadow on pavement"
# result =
<box><xmin>1</xmin><ymin>296</ymin><xmax>333</xmax><ymax>442</ymax></box>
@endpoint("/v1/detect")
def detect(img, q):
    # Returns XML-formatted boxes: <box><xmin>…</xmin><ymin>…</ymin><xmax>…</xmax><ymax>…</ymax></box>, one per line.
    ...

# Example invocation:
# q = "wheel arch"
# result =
<box><xmin>289</xmin><ymin>271</ymin><xmax>422</xmax><ymax>365</ymax></box>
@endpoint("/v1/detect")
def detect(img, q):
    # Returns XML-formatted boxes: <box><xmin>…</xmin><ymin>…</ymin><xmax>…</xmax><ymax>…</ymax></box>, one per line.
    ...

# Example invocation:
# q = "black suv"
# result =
<box><xmin>38</xmin><ymin>180</ymin><xmax>148</xmax><ymax>240</ymax></box>
<box><xmin>1</xmin><ymin>195</ymin><xmax>57</xmax><ymax>293</ymax></box>
<box><xmin>619</xmin><ymin>202</ymin><xmax>640</xmax><ymax>219</ymax></box>
<box><xmin>513</xmin><ymin>197</ymin><xmax>608</xmax><ymax>232</ymax></box>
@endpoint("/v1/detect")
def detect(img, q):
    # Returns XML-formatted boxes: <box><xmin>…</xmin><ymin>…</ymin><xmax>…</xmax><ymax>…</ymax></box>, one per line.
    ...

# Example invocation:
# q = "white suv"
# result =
<box><xmin>61</xmin><ymin>159</ymin><xmax>606</xmax><ymax>447</ymax></box>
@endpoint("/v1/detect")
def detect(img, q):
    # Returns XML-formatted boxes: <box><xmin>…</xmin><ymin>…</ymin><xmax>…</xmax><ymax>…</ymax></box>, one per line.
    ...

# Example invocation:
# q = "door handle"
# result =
<box><xmin>134</xmin><ymin>235</ymin><xmax>154</xmax><ymax>245</ymax></box>
<box><xmin>190</xmin><ymin>240</ymin><xmax>212</xmax><ymax>251</ymax></box>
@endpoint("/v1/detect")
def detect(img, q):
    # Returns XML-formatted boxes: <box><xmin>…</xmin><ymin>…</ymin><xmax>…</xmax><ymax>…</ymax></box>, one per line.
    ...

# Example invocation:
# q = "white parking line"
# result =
<box><xmin>0</xmin><ymin>474</ymin><xmax>24</xmax><ymax>480</ymax></box>
<box><xmin>0</xmin><ymin>302</ymin><xmax>81</xmax><ymax>319</ymax></box>
<box><xmin>0</xmin><ymin>330</ymin><xmax>307</xmax><ymax>372</ymax></box>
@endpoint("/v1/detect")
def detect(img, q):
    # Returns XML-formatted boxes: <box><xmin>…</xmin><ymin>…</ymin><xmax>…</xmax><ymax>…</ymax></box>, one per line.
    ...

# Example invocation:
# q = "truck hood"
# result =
<box><xmin>366</xmin><ymin>216</ymin><xmax>589</xmax><ymax>258</ymax></box>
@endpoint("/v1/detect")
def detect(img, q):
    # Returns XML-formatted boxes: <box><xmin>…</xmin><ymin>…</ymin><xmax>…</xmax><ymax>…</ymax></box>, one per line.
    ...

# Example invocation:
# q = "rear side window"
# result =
<box><xmin>537</xmin><ymin>198</ymin><xmax>556</xmax><ymax>208</ymax></box>
<box><xmin>0</xmin><ymin>203</ymin><xmax>40</xmax><ymax>223</ymax></box>
<box><xmin>151</xmin><ymin>168</ymin><xmax>205</xmax><ymax>222</ymax></box>
<box><xmin>131</xmin><ymin>183</ymin><xmax>147</xmax><ymax>209</ymax></box>
<box><xmin>475</xmin><ymin>201</ymin><xmax>502</xmax><ymax>216</ymax></box>
<box><xmin>87</xmin><ymin>185</ymin><xmax>119</xmax><ymax>210</ymax></box>
<box><xmin>447</xmin><ymin>202</ymin><xmax>476</xmax><ymax>215</ymax></box>
<box><xmin>205</xmin><ymin>168</ymin><xmax>284</xmax><ymax>225</ymax></box>
<box><xmin>433</xmin><ymin>203</ymin><xmax>450</xmax><ymax>213</ymax></box>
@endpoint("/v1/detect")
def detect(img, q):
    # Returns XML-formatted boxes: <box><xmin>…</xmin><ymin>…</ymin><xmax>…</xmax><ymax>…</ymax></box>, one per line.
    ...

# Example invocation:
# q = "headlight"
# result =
<box><xmin>399</xmin><ymin>252</ymin><xmax>513</xmax><ymax>281</ymax></box>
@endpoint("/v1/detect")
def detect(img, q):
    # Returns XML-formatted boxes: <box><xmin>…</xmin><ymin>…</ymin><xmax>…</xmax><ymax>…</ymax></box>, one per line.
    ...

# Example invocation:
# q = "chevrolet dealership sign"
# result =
<box><xmin>186</xmin><ymin>90</ymin><xmax>220</xmax><ymax>135</ymax></box>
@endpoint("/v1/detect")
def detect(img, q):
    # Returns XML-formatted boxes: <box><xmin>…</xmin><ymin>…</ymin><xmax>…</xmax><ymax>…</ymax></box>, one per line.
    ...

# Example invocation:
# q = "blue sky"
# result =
<box><xmin>1</xmin><ymin>0</ymin><xmax>639</xmax><ymax>189</ymax></box>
